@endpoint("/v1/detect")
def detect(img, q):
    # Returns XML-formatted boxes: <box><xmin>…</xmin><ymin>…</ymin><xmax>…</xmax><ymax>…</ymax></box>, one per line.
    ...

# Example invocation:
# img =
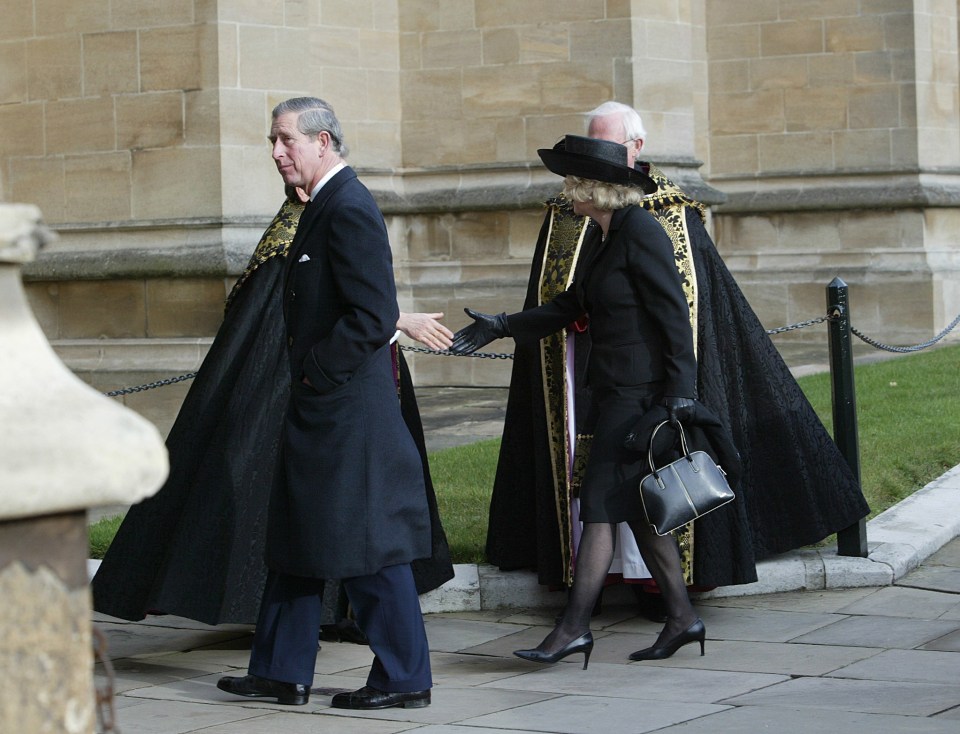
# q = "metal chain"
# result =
<box><xmin>93</xmin><ymin>625</ymin><xmax>120</xmax><ymax>733</ymax></box>
<box><xmin>851</xmin><ymin>311</ymin><xmax>960</xmax><ymax>353</ymax></box>
<box><xmin>103</xmin><ymin>372</ymin><xmax>197</xmax><ymax>397</ymax></box>
<box><xmin>99</xmin><ymin>310</ymin><xmax>959</xmax><ymax>396</ymax></box>
<box><xmin>398</xmin><ymin>345</ymin><xmax>514</xmax><ymax>360</ymax></box>
<box><xmin>764</xmin><ymin>314</ymin><xmax>832</xmax><ymax>335</ymax></box>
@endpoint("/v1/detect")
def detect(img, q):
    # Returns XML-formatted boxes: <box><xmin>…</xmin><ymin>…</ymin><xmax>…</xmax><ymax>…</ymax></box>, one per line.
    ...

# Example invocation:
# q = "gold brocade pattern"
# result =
<box><xmin>538</xmin><ymin>199</ymin><xmax>593</xmax><ymax>586</ymax></box>
<box><xmin>640</xmin><ymin>164</ymin><xmax>702</xmax><ymax>584</ymax></box>
<box><xmin>224</xmin><ymin>199</ymin><xmax>305</xmax><ymax>311</ymax></box>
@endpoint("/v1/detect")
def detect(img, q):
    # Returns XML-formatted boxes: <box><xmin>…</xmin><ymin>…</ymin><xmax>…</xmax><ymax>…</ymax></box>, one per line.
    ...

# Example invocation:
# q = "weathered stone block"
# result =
<box><xmin>462</xmin><ymin>64</ymin><xmax>542</xmax><ymax>117</ymax></box>
<box><xmin>35</xmin><ymin>0</ymin><xmax>110</xmax><ymax>35</ymax></box>
<box><xmin>475</xmin><ymin>0</ymin><xmax>605</xmax><ymax>27</ymax></box>
<box><xmin>785</xmin><ymin>86</ymin><xmax>849</xmax><ymax>132</ymax></box>
<box><xmin>45</xmin><ymin>97</ymin><xmax>115</xmax><ymax>155</ymax></box>
<box><xmin>751</xmin><ymin>57</ymin><xmax>809</xmax><ymax>90</ymax></box>
<box><xmin>826</xmin><ymin>15</ymin><xmax>885</xmax><ymax>53</ymax></box>
<box><xmin>146</xmin><ymin>278</ymin><xmax>225</xmax><ymax>337</ymax></box>
<box><xmin>833</xmin><ymin>129</ymin><xmax>894</xmax><ymax>169</ymax></box>
<box><xmin>82</xmin><ymin>31</ymin><xmax>138</xmax><ymax>96</ymax></box>
<box><xmin>848</xmin><ymin>84</ymin><xmax>902</xmax><ymax>129</ymax></box>
<box><xmin>711</xmin><ymin>90</ymin><xmax>784</xmax><ymax>135</ymax></box>
<box><xmin>9</xmin><ymin>157</ymin><xmax>65</xmax><ymax>222</ymax></box>
<box><xmin>758</xmin><ymin>131</ymin><xmax>834</xmax><ymax>172</ymax></box>
<box><xmin>401</xmin><ymin>68</ymin><xmax>463</xmax><ymax>121</ymax></box>
<box><xmin>482</xmin><ymin>28</ymin><xmax>520</xmax><ymax>65</ymax></box>
<box><xmin>140</xmin><ymin>24</ymin><xmax>218</xmax><ymax>92</ymax></box>
<box><xmin>64</xmin><ymin>153</ymin><xmax>132</xmax><ymax>223</ymax></box>
<box><xmin>706</xmin><ymin>0</ymin><xmax>778</xmax><ymax>26</ymax></box>
<box><xmin>111</xmin><ymin>0</ymin><xmax>195</xmax><ymax>29</ymax></box>
<box><xmin>710</xmin><ymin>60</ymin><xmax>750</xmax><ymax>94</ymax></box>
<box><xmin>0</xmin><ymin>101</ymin><xmax>43</xmax><ymax>158</ymax></box>
<box><xmin>706</xmin><ymin>23</ymin><xmax>761</xmax><ymax>60</ymax></box>
<box><xmin>116</xmin><ymin>92</ymin><xmax>185</xmax><ymax>150</ymax></box>
<box><xmin>26</xmin><ymin>35</ymin><xmax>82</xmax><ymax>100</ymax></box>
<box><xmin>59</xmin><ymin>280</ymin><xmax>147</xmax><ymax>338</ymax></box>
<box><xmin>422</xmin><ymin>29</ymin><xmax>482</xmax><ymax>68</ymax></box>
<box><xmin>710</xmin><ymin>134</ymin><xmax>759</xmax><ymax>175</ymax></box>
<box><xmin>0</xmin><ymin>40</ymin><xmax>27</xmax><ymax>104</ymax></box>
<box><xmin>131</xmin><ymin>147</ymin><xmax>222</xmax><ymax>220</ymax></box>
<box><xmin>760</xmin><ymin>20</ymin><xmax>825</xmax><ymax>56</ymax></box>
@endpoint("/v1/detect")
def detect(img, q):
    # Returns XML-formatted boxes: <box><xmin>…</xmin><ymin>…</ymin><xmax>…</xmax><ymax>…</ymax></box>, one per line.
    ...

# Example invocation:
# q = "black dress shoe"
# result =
<box><xmin>216</xmin><ymin>674</ymin><xmax>310</xmax><ymax>705</ymax></box>
<box><xmin>514</xmin><ymin>631</ymin><xmax>594</xmax><ymax>670</ymax></box>
<box><xmin>331</xmin><ymin>685</ymin><xmax>431</xmax><ymax>710</ymax></box>
<box><xmin>629</xmin><ymin>618</ymin><xmax>706</xmax><ymax>661</ymax></box>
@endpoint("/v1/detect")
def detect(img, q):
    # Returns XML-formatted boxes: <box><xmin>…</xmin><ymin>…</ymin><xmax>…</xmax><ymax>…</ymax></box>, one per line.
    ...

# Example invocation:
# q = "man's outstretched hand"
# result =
<box><xmin>449</xmin><ymin>308</ymin><xmax>511</xmax><ymax>354</ymax></box>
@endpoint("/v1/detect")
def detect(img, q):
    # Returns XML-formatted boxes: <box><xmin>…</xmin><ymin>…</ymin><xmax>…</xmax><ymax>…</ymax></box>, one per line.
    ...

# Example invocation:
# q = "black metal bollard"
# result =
<box><xmin>826</xmin><ymin>277</ymin><xmax>868</xmax><ymax>557</ymax></box>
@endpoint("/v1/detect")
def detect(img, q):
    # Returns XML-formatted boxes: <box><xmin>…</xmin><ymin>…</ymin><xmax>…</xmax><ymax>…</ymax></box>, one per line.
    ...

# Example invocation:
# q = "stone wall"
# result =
<box><xmin>706</xmin><ymin>0</ymin><xmax>960</xmax><ymax>343</ymax></box>
<box><xmin>1</xmin><ymin>0</ymin><xmax>958</xmax><ymax>435</ymax></box>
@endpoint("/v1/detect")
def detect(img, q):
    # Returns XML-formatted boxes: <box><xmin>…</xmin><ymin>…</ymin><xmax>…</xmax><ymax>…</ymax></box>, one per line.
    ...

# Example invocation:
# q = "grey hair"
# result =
<box><xmin>586</xmin><ymin>101</ymin><xmax>647</xmax><ymax>143</ymax></box>
<box><xmin>272</xmin><ymin>97</ymin><xmax>349</xmax><ymax>157</ymax></box>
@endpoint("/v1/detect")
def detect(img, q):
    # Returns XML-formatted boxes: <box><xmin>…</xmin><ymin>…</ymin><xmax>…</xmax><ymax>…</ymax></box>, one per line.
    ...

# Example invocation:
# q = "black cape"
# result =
<box><xmin>487</xmin><ymin>177</ymin><xmax>869</xmax><ymax>588</ymax></box>
<box><xmin>92</xmin><ymin>199</ymin><xmax>453</xmax><ymax>624</ymax></box>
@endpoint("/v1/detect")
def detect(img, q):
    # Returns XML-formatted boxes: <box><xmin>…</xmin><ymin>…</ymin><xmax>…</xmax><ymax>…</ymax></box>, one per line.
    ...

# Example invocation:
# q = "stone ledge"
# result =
<box><xmin>715</xmin><ymin>171</ymin><xmax>960</xmax><ymax>213</ymax></box>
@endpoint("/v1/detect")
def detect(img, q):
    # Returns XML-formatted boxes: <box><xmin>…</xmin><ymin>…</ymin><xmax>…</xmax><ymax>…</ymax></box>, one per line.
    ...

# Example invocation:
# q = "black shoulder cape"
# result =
<box><xmin>92</xmin><ymin>199</ymin><xmax>452</xmax><ymax>624</ymax></box>
<box><xmin>487</xmin><ymin>174</ymin><xmax>869</xmax><ymax>588</ymax></box>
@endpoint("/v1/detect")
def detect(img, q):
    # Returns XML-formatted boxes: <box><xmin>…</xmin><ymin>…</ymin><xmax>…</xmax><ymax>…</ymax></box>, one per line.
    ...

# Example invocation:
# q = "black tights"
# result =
<box><xmin>537</xmin><ymin>520</ymin><xmax>697</xmax><ymax>654</ymax></box>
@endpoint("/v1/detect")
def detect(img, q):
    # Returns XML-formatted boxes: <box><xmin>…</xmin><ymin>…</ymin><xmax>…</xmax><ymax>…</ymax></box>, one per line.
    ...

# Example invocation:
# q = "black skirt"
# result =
<box><xmin>578</xmin><ymin>386</ymin><xmax>658</xmax><ymax>523</ymax></box>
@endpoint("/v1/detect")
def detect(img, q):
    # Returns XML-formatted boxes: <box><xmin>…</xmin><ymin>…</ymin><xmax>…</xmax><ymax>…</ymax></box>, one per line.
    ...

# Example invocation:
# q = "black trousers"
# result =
<box><xmin>248</xmin><ymin>564</ymin><xmax>431</xmax><ymax>692</ymax></box>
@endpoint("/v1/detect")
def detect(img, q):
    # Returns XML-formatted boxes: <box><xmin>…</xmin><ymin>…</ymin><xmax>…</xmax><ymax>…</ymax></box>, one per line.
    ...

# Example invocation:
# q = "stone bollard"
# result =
<box><xmin>0</xmin><ymin>204</ymin><xmax>168</xmax><ymax>734</ymax></box>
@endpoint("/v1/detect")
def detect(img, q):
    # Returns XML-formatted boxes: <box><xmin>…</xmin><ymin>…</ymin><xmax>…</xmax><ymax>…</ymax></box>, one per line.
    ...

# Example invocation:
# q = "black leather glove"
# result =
<box><xmin>662</xmin><ymin>396</ymin><xmax>696</xmax><ymax>425</ymax></box>
<box><xmin>449</xmin><ymin>308</ymin><xmax>511</xmax><ymax>355</ymax></box>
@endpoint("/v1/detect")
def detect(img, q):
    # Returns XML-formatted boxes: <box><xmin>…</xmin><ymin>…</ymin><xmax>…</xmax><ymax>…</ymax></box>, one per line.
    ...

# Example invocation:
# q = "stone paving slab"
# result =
<box><xmin>789</xmin><ymin>614</ymin><xmax>960</xmax><ymax>649</ymax></box>
<box><xmin>627</xmin><ymin>639</ymin><xmax>879</xmax><ymax>676</ymax></box>
<box><xmin>97</xmin><ymin>697</ymin><xmax>276</xmax><ymax>734</ymax></box>
<box><xmin>921</xmin><ymin>628</ymin><xmax>960</xmax><ymax>652</ymax></box>
<box><xmin>721</xmin><ymin>676</ymin><xmax>960</xmax><ymax>717</ymax></box>
<box><xmin>834</xmin><ymin>585</ymin><xmax>960</xmax><ymax>618</ymax></box>
<box><xmin>608</xmin><ymin>605</ymin><xmax>842</xmax><ymax>643</ymax></box>
<box><xmin>458</xmin><ymin>693</ymin><xmax>730</xmax><ymax>733</ymax></box>
<box><xmin>479</xmin><ymin>662</ymin><xmax>789</xmax><ymax>704</ymax></box>
<box><xmin>648</xmin><ymin>706</ymin><xmax>960</xmax><ymax>734</ymax></box>
<box><xmin>827</xmin><ymin>648</ymin><xmax>960</xmax><ymax>684</ymax></box>
<box><xmin>898</xmin><ymin>565</ymin><xmax>960</xmax><ymax>594</ymax></box>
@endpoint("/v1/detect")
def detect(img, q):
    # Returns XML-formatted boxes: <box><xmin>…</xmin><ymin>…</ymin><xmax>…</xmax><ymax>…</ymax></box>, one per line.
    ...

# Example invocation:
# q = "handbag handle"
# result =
<box><xmin>646</xmin><ymin>420</ymin><xmax>694</xmax><ymax>479</ymax></box>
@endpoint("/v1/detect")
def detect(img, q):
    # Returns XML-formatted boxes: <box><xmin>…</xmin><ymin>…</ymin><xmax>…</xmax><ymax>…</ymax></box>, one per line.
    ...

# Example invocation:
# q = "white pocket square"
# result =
<box><xmin>298</xmin><ymin>254</ymin><xmax>311</xmax><ymax>262</ymax></box>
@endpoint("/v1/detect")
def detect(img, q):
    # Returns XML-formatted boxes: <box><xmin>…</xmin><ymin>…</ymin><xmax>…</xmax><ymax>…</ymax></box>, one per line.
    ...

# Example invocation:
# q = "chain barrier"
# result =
<box><xmin>103</xmin><ymin>372</ymin><xmax>197</xmax><ymax>398</ymax></box>
<box><xmin>851</xmin><ymin>311</ymin><xmax>960</xmax><ymax>353</ymax></box>
<box><xmin>98</xmin><ymin>309</ymin><xmax>960</xmax><ymax>397</ymax></box>
<box><xmin>93</xmin><ymin>625</ymin><xmax>120</xmax><ymax>733</ymax></box>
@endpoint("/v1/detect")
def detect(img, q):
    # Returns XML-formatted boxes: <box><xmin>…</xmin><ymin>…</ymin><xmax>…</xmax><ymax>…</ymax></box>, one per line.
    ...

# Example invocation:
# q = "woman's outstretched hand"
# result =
<box><xmin>449</xmin><ymin>308</ymin><xmax>511</xmax><ymax>354</ymax></box>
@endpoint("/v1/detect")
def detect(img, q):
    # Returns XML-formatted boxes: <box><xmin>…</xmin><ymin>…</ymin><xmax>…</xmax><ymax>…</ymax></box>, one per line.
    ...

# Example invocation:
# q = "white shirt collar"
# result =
<box><xmin>309</xmin><ymin>162</ymin><xmax>347</xmax><ymax>201</ymax></box>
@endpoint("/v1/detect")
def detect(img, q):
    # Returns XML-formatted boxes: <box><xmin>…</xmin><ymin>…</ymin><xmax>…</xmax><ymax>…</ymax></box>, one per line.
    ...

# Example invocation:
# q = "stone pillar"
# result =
<box><xmin>0</xmin><ymin>203</ymin><xmax>168</xmax><ymax>734</ymax></box>
<box><xmin>706</xmin><ymin>0</ymin><xmax>960</xmax><ymax>344</ymax></box>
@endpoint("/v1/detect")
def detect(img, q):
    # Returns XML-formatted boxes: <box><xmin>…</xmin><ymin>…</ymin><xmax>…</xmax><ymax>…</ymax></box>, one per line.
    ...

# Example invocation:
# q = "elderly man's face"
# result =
<box><xmin>269</xmin><ymin>111</ymin><xmax>323</xmax><ymax>191</ymax></box>
<box><xmin>587</xmin><ymin>114</ymin><xmax>643</xmax><ymax>168</ymax></box>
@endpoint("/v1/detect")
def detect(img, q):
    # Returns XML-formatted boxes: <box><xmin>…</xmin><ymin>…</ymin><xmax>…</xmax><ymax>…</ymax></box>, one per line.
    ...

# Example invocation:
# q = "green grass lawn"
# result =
<box><xmin>90</xmin><ymin>343</ymin><xmax>960</xmax><ymax>564</ymax></box>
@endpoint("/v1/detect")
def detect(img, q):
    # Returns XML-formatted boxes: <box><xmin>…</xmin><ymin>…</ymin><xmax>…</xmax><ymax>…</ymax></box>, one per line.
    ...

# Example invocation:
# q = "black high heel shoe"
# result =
<box><xmin>514</xmin><ymin>631</ymin><xmax>594</xmax><ymax>670</ymax></box>
<box><xmin>628</xmin><ymin>618</ymin><xmax>705</xmax><ymax>661</ymax></box>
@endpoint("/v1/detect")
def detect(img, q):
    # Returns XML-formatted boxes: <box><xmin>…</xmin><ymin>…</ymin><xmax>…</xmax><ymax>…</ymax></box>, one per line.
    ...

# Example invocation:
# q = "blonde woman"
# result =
<box><xmin>452</xmin><ymin>135</ymin><xmax>705</xmax><ymax>666</ymax></box>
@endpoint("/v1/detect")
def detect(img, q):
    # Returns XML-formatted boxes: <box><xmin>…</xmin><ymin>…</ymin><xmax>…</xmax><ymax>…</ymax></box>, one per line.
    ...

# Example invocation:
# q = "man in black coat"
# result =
<box><xmin>218</xmin><ymin>97</ymin><xmax>432</xmax><ymax>710</ymax></box>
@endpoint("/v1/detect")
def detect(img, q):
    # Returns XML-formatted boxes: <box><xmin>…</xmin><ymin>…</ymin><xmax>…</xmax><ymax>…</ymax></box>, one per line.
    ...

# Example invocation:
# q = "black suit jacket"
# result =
<box><xmin>508</xmin><ymin>205</ymin><xmax>697</xmax><ymax>398</ymax></box>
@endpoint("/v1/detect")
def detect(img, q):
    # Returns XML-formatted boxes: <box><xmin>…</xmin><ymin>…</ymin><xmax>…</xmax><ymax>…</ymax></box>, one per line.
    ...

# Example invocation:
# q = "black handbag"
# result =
<box><xmin>638</xmin><ymin>421</ymin><xmax>735</xmax><ymax>536</ymax></box>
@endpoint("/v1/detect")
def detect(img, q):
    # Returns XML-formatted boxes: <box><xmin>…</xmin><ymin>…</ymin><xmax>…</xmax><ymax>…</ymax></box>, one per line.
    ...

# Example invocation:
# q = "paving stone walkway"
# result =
<box><xmin>93</xmin><ymin>536</ymin><xmax>960</xmax><ymax>733</ymax></box>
